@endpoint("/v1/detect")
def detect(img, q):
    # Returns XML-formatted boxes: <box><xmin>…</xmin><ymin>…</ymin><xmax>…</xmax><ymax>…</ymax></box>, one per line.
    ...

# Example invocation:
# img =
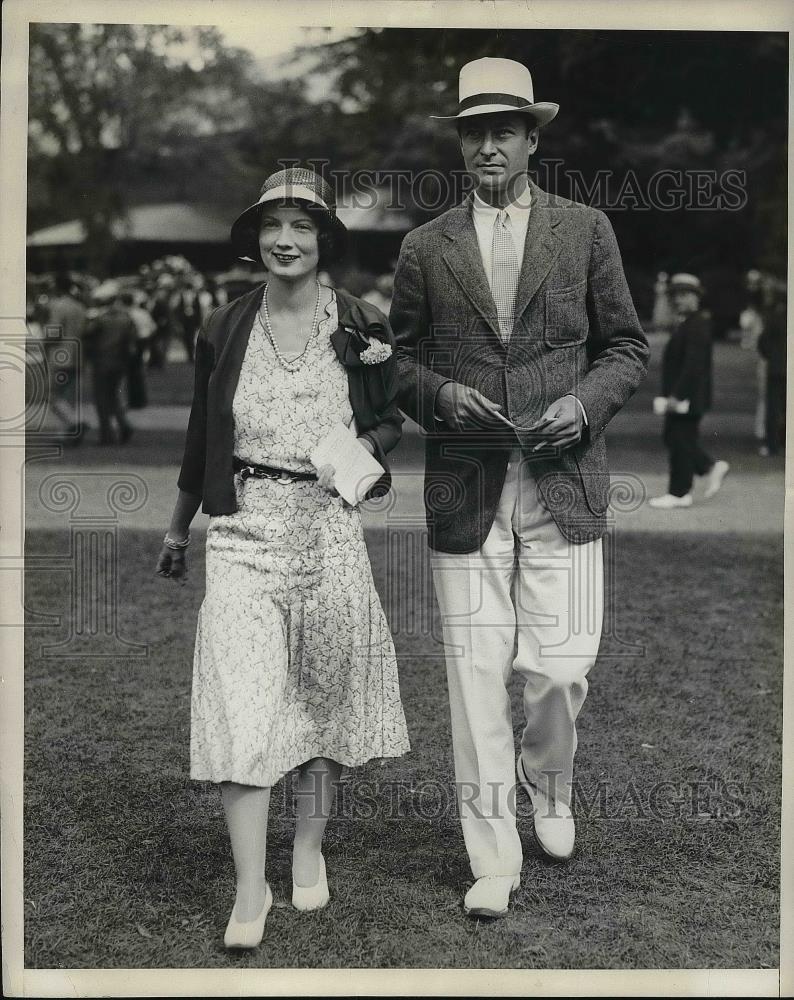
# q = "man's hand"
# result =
<box><xmin>526</xmin><ymin>395</ymin><xmax>584</xmax><ymax>452</ymax></box>
<box><xmin>436</xmin><ymin>382</ymin><xmax>513</xmax><ymax>431</ymax></box>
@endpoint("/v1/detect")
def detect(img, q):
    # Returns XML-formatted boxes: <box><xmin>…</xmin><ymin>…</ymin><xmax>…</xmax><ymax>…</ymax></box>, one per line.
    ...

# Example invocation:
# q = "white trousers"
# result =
<box><xmin>431</xmin><ymin>449</ymin><xmax>604</xmax><ymax>878</ymax></box>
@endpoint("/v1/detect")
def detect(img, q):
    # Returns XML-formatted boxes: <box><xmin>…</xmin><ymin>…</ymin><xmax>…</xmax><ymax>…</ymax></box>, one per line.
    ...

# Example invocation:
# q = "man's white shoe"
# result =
<box><xmin>648</xmin><ymin>493</ymin><xmax>693</xmax><ymax>509</ymax></box>
<box><xmin>516</xmin><ymin>758</ymin><xmax>575</xmax><ymax>861</ymax></box>
<box><xmin>703</xmin><ymin>460</ymin><xmax>730</xmax><ymax>499</ymax></box>
<box><xmin>463</xmin><ymin>875</ymin><xmax>520</xmax><ymax>918</ymax></box>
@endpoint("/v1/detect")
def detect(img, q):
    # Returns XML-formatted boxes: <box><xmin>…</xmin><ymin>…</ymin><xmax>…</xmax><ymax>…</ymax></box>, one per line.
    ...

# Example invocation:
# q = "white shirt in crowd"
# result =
<box><xmin>129</xmin><ymin>305</ymin><xmax>156</xmax><ymax>341</ymax></box>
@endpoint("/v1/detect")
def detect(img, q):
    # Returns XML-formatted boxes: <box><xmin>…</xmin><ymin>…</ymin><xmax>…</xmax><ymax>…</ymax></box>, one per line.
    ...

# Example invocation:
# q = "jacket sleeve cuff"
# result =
<box><xmin>177</xmin><ymin>469</ymin><xmax>204</xmax><ymax>498</ymax></box>
<box><xmin>433</xmin><ymin>379</ymin><xmax>454</xmax><ymax>425</ymax></box>
<box><xmin>360</xmin><ymin>430</ymin><xmax>386</xmax><ymax>466</ymax></box>
<box><xmin>564</xmin><ymin>393</ymin><xmax>589</xmax><ymax>427</ymax></box>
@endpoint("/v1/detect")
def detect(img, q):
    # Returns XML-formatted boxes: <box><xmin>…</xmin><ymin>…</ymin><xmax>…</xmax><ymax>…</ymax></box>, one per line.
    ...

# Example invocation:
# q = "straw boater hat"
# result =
<box><xmin>431</xmin><ymin>57</ymin><xmax>559</xmax><ymax>126</ymax></box>
<box><xmin>669</xmin><ymin>273</ymin><xmax>704</xmax><ymax>296</ymax></box>
<box><xmin>230</xmin><ymin>167</ymin><xmax>348</xmax><ymax>262</ymax></box>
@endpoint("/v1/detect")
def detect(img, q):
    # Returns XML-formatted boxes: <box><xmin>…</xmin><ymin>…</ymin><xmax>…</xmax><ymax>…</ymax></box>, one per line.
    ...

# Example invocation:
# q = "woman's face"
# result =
<box><xmin>258</xmin><ymin>205</ymin><xmax>320</xmax><ymax>280</ymax></box>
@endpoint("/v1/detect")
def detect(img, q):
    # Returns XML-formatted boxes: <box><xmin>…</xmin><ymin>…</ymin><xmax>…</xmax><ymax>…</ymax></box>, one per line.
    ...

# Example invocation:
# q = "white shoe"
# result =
<box><xmin>292</xmin><ymin>854</ymin><xmax>330</xmax><ymax>912</ymax></box>
<box><xmin>648</xmin><ymin>492</ymin><xmax>693</xmax><ymax>509</ymax></box>
<box><xmin>516</xmin><ymin>757</ymin><xmax>575</xmax><ymax>861</ymax></box>
<box><xmin>704</xmin><ymin>460</ymin><xmax>730</xmax><ymax>498</ymax></box>
<box><xmin>224</xmin><ymin>882</ymin><xmax>272</xmax><ymax>949</ymax></box>
<box><xmin>463</xmin><ymin>874</ymin><xmax>520</xmax><ymax>918</ymax></box>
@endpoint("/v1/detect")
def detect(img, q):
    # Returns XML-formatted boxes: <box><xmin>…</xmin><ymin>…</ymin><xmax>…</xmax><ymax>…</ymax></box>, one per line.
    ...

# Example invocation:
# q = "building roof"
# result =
<box><xmin>27</xmin><ymin>190</ymin><xmax>413</xmax><ymax>247</ymax></box>
<box><xmin>337</xmin><ymin>188</ymin><xmax>412</xmax><ymax>232</ymax></box>
<box><xmin>27</xmin><ymin>203</ymin><xmax>230</xmax><ymax>247</ymax></box>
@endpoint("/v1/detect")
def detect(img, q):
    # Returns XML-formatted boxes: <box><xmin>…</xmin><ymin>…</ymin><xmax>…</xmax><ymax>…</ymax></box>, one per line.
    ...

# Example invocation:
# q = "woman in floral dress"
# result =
<box><xmin>155</xmin><ymin>168</ymin><xmax>410</xmax><ymax>949</ymax></box>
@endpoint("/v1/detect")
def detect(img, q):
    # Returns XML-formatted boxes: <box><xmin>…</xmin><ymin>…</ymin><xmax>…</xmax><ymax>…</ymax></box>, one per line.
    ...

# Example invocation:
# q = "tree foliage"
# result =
<box><xmin>28</xmin><ymin>23</ymin><xmax>787</xmax><ymax>306</ymax></box>
<box><xmin>290</xmin><ymin>28</ymin><xmax>787</xmax><ymax>309</ymax></box>
<box><xmin>28</xmin><ymin>24</ymin><xmax>255</xmax><ymax>274</ymax></box>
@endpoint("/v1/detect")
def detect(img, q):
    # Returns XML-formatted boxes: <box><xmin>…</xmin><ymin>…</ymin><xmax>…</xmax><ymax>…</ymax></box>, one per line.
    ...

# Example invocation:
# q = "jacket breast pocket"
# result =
<box><xmin>544</xmin><ymin>281</ymin><xmax>588</xmax><ymax>348</ymax></box>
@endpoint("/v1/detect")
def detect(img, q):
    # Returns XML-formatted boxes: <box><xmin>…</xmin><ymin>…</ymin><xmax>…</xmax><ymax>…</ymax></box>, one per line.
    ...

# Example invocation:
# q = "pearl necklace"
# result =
<box><xmin>260</xmin><ymin>281</ymin><xmax>322</xmax><ymax>370</ymax></box>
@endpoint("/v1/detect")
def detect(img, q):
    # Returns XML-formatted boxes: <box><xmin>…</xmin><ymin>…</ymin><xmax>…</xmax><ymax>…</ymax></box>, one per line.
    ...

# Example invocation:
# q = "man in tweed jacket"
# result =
<box><xmin>390</xmin><ymin>57</ymin><xmax>648</xmax><ymax>917</ymax></box>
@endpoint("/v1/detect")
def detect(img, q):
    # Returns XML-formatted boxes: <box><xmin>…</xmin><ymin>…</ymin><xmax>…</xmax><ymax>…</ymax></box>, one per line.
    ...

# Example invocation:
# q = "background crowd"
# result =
<box><xmin>28</xmin><ymin>257</ymin><xmax>783</xmax><ymax>457</ymax></box>
<box><xmin>27</xmin><ymin>247</ymin><xmax>400</xmax><ymax>447</ymax></box>
<box><xmin>23</xmin><ymin>24</ymin><xmax>786</xmax><ymax>454</ymax></box>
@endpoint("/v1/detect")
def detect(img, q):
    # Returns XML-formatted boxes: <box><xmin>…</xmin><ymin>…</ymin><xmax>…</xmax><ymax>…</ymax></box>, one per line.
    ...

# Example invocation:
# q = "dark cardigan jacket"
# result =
<box><xmin>177</xmin><ymin>283</ymin><xmax>403</xmax><ymax>513</ymax></box>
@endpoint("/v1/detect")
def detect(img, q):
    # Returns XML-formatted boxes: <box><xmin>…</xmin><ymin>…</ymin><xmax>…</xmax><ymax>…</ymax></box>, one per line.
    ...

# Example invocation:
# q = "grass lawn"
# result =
<box><xmin>23</xmin><ymin>527</ymin><xmax>782</xmax><ymax>969</ymax></box>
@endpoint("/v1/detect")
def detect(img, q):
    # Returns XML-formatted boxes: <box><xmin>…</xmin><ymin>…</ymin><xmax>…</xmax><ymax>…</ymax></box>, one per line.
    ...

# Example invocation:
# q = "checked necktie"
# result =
<box><xmin>491</xmin><ymin>209</ymin><xmax>520</xmax><ymax>343</ymax></box>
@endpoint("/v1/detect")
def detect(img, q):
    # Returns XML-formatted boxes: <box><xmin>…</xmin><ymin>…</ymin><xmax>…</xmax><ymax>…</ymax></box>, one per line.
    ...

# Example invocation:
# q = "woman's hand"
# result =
<box><xmin>156</xmin><ymin>544</ymin><xmax>188</xmax><ymax>585</ymax></box>
<box><xmin>316</xmin><ymin>463</ymin><xmax>339</xmax><ymax>496</ymax></box>
<box><xmin>317</xmin><ymin>439</ymin><xmax>375</xmax><ymax>498</ymax></box>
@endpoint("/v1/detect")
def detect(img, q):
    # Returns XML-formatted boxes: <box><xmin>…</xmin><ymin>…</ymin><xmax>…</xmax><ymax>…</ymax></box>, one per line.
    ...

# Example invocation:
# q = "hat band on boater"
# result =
<box><xmin>459</xmin><ymin>93</ymin><xmax>533</xmax><ymax>111</ymax></box>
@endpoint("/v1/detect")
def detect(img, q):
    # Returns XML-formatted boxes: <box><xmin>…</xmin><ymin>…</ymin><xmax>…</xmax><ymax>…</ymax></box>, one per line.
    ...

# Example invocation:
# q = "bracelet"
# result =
<box><xmin>163</xmin><ymin>532</ymin><xmax>190</xmax><ymax>550</ymax></box>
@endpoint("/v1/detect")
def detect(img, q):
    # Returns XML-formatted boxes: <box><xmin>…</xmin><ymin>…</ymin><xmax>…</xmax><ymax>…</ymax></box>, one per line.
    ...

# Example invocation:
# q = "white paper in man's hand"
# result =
<box><xmin>310</xmin><ymin>421</ymin><xmax>384</xmax><ymax>505</ymax></box>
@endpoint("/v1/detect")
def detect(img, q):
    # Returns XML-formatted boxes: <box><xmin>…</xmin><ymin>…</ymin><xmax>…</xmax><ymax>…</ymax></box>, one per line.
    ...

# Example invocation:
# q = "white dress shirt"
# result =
<box><xmin>471</xmin><ymin>186</ymin><xmax>533</xmax><ymax>292</ymax></box>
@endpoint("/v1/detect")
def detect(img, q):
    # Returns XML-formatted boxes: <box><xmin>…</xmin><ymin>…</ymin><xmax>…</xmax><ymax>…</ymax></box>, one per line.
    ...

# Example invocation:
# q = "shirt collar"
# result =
<box><xmin>472</xmin><ymin>181</ymin><xmax>533</xmax><ymax>223</ymax></box>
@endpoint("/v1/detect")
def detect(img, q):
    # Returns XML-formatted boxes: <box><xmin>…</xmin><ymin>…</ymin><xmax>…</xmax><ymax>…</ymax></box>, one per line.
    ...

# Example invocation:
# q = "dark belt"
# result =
<box><xmin>233</xmin><ymin>456</ymin><xmax>317</xmax><ymax>484</ymax></box>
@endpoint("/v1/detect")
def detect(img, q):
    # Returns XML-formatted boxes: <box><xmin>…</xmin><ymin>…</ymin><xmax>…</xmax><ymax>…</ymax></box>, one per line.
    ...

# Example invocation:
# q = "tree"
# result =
<box><xmin>296</xmin><ymin>28</ymin><xmax>788</xmax><ymax>300</ymax></box>
<box><xmin>28</xmin><ymin>24</ymin><xmax>256</xmax><ymax>275</ymax></box>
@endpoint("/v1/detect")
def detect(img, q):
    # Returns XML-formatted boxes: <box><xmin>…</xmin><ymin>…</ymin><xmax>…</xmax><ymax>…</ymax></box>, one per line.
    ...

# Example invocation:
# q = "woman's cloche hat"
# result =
<box><xmin>230</xmin><ymin>167</ymin><xmax>348</xmax><ymax>262</ymax></box>
<box><xmin>431</xmin><ymin>57</ymin><xmax>559</xmax><ymax>126</ymax></box>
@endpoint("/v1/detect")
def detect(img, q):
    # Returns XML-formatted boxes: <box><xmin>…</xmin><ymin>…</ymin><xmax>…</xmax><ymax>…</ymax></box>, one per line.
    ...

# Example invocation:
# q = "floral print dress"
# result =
<box><xmin>189</xmin><ymin>290</ymin><xmax>410</xmax><ymax>786</ymax></box>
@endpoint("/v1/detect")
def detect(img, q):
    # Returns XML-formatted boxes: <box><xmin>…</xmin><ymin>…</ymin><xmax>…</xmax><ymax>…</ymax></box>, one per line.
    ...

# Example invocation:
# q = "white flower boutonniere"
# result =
<box><xmin>359</xmin><ymin>339</ymin><xmax>393</xmax><ymax>365</ymax></box>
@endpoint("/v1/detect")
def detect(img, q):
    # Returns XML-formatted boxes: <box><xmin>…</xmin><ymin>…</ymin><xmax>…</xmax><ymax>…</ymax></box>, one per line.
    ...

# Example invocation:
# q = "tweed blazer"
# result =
<box><xmin>178</xmin><ymin>284</ymin><xmax>403</xmax><ymax>513</ymax></box>
<box><xmin>390</xmin><ymin>178</ymin><xmax>649</xmax><ymax>552</ymax></box>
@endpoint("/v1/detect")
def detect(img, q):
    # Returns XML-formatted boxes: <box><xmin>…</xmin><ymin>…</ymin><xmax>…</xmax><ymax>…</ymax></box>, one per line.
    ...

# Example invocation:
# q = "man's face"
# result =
<box><xmin>671</xmin><ymin>289</ymin><xmax>701</xmax><ymax>317</ymax></box>
<box><xmin>459</xmin><ymin>112</ymin><xmax>538</xmax><ymax>199</ymax></box>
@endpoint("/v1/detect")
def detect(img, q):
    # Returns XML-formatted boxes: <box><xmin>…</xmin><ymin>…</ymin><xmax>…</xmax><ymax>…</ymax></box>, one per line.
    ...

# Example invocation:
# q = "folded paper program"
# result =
<box><xmin>310</xmin><ymin>421</ymin><xmax>385</xmax><ymax>505</ymax></box>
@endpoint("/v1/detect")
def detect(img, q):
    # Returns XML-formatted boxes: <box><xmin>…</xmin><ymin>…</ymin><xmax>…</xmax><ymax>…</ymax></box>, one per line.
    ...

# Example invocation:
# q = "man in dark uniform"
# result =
<box><xmin>86</xmin><ymin>288</ymin><xmax>137</xmax><ymax>445</ymax></box>
<box><xmin>649</xmin><ymin>272</ymin><xmax>729</xmax><ymax>508</ymax></box>
<box><xmin>173</xmin><ymin>276</ymin><xmax>201</xmax><ymax>363</ymax></box>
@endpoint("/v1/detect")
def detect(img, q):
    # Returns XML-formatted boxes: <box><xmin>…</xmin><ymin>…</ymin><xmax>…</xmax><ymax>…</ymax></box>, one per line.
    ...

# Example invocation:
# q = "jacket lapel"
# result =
<box><xmin>441</xmin><ymin>182</ymin><xmax>562</xmax><ymax>342</ymax></box>
<box><xmin>512</xmin><ymin>179</ymin><xmax>562</xmax><ymax>332</ymax></box>
<box><xmin>330</xmin><ymin>287</ymin><xmax>382</xmax><ymax>366</ymax></box>
<box><xmin>212</xmin><ymin>283</ymin><xmax>264</xmax><ymax>412</ymax></box>
<box><xmin>441</xmin><ymin>200</ymin><xmax>501</xmax><ymax>341</ymax></box>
